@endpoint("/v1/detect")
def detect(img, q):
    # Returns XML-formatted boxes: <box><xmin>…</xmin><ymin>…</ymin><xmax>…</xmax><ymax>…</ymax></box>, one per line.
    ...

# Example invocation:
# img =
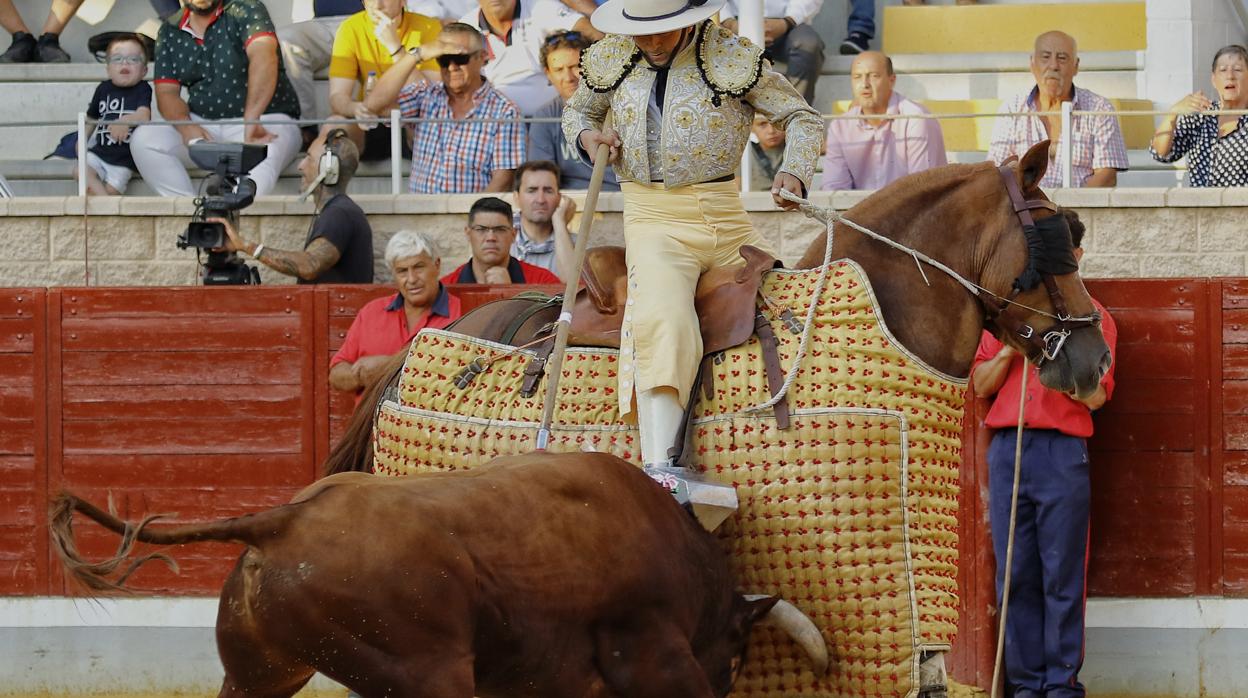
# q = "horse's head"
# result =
<box><xmin>985</xmin><ymin>140</ymin><xmax>1112</xmax><ymax>399</ymax></box>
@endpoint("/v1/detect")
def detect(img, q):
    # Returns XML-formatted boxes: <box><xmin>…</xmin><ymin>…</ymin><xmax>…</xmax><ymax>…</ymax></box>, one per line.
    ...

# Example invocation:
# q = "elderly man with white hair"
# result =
<box><xmin>328</xmin><ymin>230</ymin><xmax>463</xmax><ymax>397</ymax></box>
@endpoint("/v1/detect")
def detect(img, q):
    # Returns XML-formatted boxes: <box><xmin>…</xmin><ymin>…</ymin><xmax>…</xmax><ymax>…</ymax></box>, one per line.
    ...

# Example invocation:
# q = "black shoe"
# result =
<box><xmin>37</xmin><ymin>33</ymin><xmax>71</xmax><ymax>63</ymax></box>
<box><xmin>0</xmin><ymin>32</ymin><xmax>36</xmax><ymax>63</ymax></box>
<box><xmin>839</xmin><ymin>31</ymin><xmax>870</xmax><ymax>55</ymax></box>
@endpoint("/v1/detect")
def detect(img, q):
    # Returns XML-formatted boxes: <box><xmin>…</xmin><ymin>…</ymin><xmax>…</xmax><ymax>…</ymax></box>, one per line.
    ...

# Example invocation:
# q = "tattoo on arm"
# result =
<box><xmin>257</xmin><ymin>238</ymin><xmax>343</xmax><ymax>281</ymax></box>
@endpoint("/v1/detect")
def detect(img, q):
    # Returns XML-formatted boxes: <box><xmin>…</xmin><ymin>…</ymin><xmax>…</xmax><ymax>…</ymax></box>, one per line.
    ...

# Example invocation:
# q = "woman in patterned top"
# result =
<box><xmin>1151</xmin><ymin>44</ymin><xmax>1248</xmax><ymax>186</ymax></box>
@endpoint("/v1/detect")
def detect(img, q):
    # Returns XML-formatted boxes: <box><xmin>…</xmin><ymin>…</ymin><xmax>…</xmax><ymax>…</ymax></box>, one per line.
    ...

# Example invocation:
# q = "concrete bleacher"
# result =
<box><xmin>0</xmin><ymin>0</ymin><xmax>1186</xmax><ymax>195</ymax></box>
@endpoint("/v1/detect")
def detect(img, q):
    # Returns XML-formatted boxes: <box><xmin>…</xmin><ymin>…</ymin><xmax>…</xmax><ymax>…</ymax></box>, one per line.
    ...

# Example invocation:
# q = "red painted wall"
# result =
<box><xmin>0</xmin><ymin>279</ymin><xmax>1242</xmax><ymax>687</ymax></box>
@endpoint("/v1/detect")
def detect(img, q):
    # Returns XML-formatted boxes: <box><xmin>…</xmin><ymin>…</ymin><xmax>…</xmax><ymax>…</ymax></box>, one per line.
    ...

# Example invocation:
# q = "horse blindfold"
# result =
<box><xmin>1012</xmin><ymin>214</ymin><xmax>1079</xmax><ymax>292</ymax></box>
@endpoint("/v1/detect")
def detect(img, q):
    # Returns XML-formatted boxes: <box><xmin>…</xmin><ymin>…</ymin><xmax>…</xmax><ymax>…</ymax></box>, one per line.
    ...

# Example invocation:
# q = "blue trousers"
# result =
<box><xmin>988</xmin><ymin>429</ymin><xmax>1090</xmax><ymax>698</ymax></box>
<box><xmin>848</xmin><ymin>0</ymin><xmax>876</xmax><ymax>37</ymax></box>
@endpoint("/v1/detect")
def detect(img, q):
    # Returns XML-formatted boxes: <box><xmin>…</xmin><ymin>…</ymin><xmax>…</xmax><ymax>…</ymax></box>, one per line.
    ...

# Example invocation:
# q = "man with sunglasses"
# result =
<box><xmin>442</xmin><ymin>196</ymin><xmax>562</xmax><ymax>285</ymax></box>
<box><xmin>528</xmin><ymin>31</ymin><xmax>620</xmax><ymax>190</ymax></box>
<box><xmin>462</xmin><ymin>0</ymin><xmax>602</xmax><ymax>115</ymax></box>
<box><xmin>564</xmin><ymin>0</ymin><xmax>821</xmax><ymax>498</ymax></box>
<box><xmin>365</xmin><ymin>22</ymin><xmax>525</xmax><ymax>193</ymax></box>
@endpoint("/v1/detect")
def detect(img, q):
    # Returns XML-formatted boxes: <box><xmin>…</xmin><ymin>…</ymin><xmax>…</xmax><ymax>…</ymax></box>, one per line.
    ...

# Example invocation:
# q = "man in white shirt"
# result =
<box><xmin>462</xmin><ymin>0</ymin><xmax>601</xmax><ymax>115</ymax></box>
<box><xmin>720</xmin><ymin>0</ymin><xmax>824</xmax><ymax>103</ymax></box>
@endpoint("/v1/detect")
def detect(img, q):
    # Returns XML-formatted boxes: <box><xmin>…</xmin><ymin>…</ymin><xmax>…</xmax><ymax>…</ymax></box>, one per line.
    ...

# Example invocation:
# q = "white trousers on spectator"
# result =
<box><xmin>130</xmin><ymin>114</ymin><xmax>302</xmax><ymax>197</ymax></box>
<box><xmin>277</xmin><ymin>16</ymin><xmax>347</xmax><ymax>122</ymax></box>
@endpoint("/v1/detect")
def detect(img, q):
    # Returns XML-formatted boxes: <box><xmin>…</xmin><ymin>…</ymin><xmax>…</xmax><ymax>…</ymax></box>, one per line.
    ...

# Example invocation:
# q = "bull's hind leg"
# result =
<box><xmin>215</xmin><ymin>563</ymin><xmax>317</xmax><ymax>698</ymax></box>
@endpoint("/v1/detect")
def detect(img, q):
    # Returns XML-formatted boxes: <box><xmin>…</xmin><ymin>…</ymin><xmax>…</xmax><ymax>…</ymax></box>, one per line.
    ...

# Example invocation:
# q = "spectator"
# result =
<box><xmin>821</xmin><ymin>51</ymin><xmax>946</xmax><ymax>191</ymax></box>
<box><xmin>527</xmin><ymin>30</ymin><xmax>619</xmax><ymax>190</ymax></box>
<box><xmin>442</xmin><ymin>196</ymin><xmax>562</xmax><ymax>284</ymax></box>
<box><xmin>410</xmin><ymin>0</ymin><xmax>478</xmax><ymax>23</ymax></box>
<box><xmin>277</xmin><ymin>0</ymin><xmax>362</xmax><ymax>137</ymax></box>
<box><xmin>329</xmin><ymin>230</ymin><xmax>462</xmax><ymax>396</ymax></box>
<box><xmin>216</xmin><ymin>130</ymin><xmax>375</xmax><ymax>283</ymax></box>
<box><xmin>720</xmin><ymin>0</ymin><xmax>825</xmax><ymax>104</ymax></box>
<box><xmin>839</xmin><ymin>0</ymin><xmax>873</xmax><ymax>55</ymax></box>
<box><xmin>365</xmin><ymin>22</ymin><xmax>525</xmax><ymax>193</ymax></box>
<box><xmin>748</xmin><ymin>115</ymin><xmax>786</xmax><ymax>191</ymax></box>
<box><xmin>462</xmin><ymin>0</ymin><xmax>601</xmax><ymax>115</ymax></box>
<box><xmin>326</xmin><ymin>0</ymin><xmax>446</xmax><ymax>160</ymax></box>
<box><xmin>511</xmin><ymin>160</ymin><xmax>576</xmax><ymax>280</ymax></box>
<box><xmin>67</xmin><ymin>35</ymin><xmax>154</xmax><ymax>195</ymax></box>
<box><xmin>130</xmin><ymin>0</ymin><xmax>302</xmax><ymax>197</ymax></box>
<box><xmin>1150</xmin><ymin>44</ymin><xmax>1248</xmax><ymax>187</ymax></box>
<box><xmin>970</xmin><ymin>211</ymin><xmax>1116</xmax><ymax>698</ymax></box>
<box><xmin>988</xmin><ymin>30</ymin><xmax>1128</xmax><ymax>188</ymax></box>
<box><xmin>0</xmin><ymin>0</ymin><xmax>83</xmax><ymax>63</ymax></box>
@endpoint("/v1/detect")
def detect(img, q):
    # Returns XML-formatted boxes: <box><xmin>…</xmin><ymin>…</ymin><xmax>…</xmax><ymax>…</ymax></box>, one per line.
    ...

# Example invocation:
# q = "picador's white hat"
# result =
<box><xmin>591</xmin><ymin>0</ymin><xmax>726</xmax><ymax>36</ymax></box>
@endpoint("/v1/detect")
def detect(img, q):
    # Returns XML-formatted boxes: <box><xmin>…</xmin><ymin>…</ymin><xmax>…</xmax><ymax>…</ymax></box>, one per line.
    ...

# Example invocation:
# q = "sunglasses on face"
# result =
<box><xmin>437</xmin><ymin>52</ymin><xmax>478</xmax><ymax>68</ymax></box>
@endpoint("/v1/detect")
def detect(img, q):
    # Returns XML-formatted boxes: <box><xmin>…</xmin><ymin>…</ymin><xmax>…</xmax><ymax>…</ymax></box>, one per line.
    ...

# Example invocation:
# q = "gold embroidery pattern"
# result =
<box><xmin>695</xmin><ymin>22</ymin><xmax>764</xmax><ymax>106</ymax></box>
<box><xmin>580</xmin><ymin>34</ymin><xmax>641</xmax><ymax>93</ymax></box>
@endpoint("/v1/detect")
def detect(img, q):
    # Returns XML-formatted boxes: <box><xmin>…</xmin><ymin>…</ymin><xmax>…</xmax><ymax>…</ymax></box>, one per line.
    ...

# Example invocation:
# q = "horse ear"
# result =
<box><xmin>1016</xmin><ymin>140</ymin><xmax>1051</xmax><ymax>191</ymax></box>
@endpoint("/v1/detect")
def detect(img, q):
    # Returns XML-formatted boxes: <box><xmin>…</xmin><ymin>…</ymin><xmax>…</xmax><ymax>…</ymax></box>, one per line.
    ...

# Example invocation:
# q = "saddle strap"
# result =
<box><xmin>754</xmin><ymin>312</ymin><xmax>791</xmax><ymax>430</ymax></box>
<box><xmin>520</xmin><ymin>337</ymin><xmax>556</xmax><ymax>398</ymax></box>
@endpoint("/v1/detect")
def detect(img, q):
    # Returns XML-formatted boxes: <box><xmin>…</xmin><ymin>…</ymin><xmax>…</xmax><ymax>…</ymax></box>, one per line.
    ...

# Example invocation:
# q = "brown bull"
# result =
<box><xmin>51</xmin><ymin>452</ymin><xmax>826</xmax><ymax>698</ymax></box>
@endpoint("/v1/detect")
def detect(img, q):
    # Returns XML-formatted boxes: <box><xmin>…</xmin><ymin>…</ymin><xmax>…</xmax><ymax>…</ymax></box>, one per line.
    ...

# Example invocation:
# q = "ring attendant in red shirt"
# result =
<box><xmin>969</xmin><ymin>211</ymin><xmax>1117</xmax><ymax>698</ymax></box>
<box><xmin>329</xmin><ymin>230</ymin><xmax>463</xmax><ymax>398</ymax></box>
<box><xmin>440</xmin><ymin>196</ymin><xmax>562</xmax><ymax>285</ymax></box>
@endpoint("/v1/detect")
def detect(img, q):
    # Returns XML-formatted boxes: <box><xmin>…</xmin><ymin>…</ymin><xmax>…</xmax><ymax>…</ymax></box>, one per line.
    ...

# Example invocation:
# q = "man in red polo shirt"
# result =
<box><xmin>970</xmin><ymin>211</ymin><xmax>1117</xmax><ymax>698</ymax></box>
<box><xmin>441</xmin><ymin>196</ymin><xmax>562</xmax><ymax>285</ymax></box>
<box><xmin>329</xmin><ymin>229</ymin><xmax>463</xmax><ymax>397</ymax></box>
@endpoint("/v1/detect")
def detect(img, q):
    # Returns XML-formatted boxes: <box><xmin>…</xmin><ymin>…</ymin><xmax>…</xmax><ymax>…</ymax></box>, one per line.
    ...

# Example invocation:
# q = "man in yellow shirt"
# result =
<box><xmin>327</xmin><ymin>0</ymin><xmax>451</xmax><ymax>159</ymax></box>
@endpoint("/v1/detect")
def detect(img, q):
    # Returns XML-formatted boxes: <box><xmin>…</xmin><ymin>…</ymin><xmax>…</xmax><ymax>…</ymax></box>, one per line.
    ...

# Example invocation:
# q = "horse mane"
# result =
<box><xmin>322</xmin><ymin>350</ymin><xmax>408</xmax><ymax>477</ymax></box>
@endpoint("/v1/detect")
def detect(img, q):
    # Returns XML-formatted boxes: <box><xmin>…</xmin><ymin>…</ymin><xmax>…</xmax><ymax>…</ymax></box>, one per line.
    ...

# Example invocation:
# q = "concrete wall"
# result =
<box><xmin>0</xmin><ymin>188</ymin><xmax>1247</xmax><ymax>288</ymax></box>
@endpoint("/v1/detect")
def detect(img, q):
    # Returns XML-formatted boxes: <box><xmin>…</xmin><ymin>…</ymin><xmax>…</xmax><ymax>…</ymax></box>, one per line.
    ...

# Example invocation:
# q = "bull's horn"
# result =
<box><xmin>745</xmin><ymin>595</ymin><xmax>829</xmax><ymax>676</ymax></box>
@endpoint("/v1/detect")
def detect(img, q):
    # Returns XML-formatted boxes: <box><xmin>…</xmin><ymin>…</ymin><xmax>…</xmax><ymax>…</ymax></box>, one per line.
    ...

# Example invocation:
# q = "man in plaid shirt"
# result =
<box><xmin>365</xmin><ymin>22</ymin><xmax>525</xmax><ymax>193</ymax></box>
<box><xmin>988</xmin><ymin>30</ymin><xmax>1128</xmax><ymax>188</ymax></box>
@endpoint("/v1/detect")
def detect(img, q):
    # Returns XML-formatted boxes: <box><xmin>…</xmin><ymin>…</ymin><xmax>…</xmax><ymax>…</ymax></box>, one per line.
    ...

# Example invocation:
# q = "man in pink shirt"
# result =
<box><xmin>820</xmin><ymin>51</ymin><xmax>947</xmax><ymax>191</ymax></box>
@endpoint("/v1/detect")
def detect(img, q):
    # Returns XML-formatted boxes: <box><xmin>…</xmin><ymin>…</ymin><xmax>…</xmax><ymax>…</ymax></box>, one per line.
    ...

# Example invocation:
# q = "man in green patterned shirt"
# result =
<box><xmin>130</xmin><ymin>0</ymin><xmax>302</xmax><ymax>197</ymax></box>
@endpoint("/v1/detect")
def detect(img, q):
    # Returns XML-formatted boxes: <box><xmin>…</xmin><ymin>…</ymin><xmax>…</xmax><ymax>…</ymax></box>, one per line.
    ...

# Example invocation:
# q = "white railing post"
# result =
<box><xmin>1060</xmin><ymin>101</ymin><xmax>1073</xmax><ymax>188</ymax></box>
<box><xmin>739</xmin><ymin>0</ymin><xmax>764</xmax><ymax>192</ymax></box>
<box><xmin>390</xmin><ymin>109</ymin><xmax>402</xmax><ymax>195</ymax></box>
<box><xmin>77</xmin><ymin>112</ymin><xmax>88</xmax><ymax>197</ymax></box>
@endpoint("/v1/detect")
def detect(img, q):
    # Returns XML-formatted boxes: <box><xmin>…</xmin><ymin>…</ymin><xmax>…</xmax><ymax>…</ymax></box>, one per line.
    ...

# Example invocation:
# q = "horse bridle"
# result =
<box><xmin>985</xmin><ymin>165</ymin><xmax>1101</xmax><ymax>365</ymax></box>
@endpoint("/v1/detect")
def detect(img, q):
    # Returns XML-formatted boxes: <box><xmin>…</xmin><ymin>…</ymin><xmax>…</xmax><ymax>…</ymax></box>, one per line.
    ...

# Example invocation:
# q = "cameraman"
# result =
<box><xmin>214</xmin><ymin>133</ymin><xmax>374</xmax><ymax>283</ymax></box>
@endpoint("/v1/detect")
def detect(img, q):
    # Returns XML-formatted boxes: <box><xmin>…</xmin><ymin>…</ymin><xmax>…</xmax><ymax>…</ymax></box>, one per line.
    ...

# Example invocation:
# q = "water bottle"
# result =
<box><xmin>364</xmin><ymin>71</ymin><xmax>378</xmax><ymax>99</ymax></box>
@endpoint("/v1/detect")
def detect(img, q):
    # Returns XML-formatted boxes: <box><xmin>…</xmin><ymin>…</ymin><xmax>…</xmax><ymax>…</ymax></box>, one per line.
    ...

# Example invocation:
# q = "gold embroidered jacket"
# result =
<box><xmin>562</xmin><ymin>21</ymin><xmax>823</xmax><ymax>189</ymax></box>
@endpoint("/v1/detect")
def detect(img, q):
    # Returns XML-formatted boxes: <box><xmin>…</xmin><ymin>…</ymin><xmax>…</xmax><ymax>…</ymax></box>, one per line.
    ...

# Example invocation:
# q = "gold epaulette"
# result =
<box><xmin>581</xmin><ymin>34</ymin><xmax>642</xmax><ymax>93</ymax></box>
<box><xmin>696</xmin><ymin>22</ymin><xmax>764</xmax><ymax>106</ymax></box>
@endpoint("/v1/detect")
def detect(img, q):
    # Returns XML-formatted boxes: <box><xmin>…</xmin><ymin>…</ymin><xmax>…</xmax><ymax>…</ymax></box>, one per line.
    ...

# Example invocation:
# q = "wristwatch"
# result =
<box><xmin>407</xmin><ymin>45</ymin><xmax>424</xmax><ymax>62</ymax></box>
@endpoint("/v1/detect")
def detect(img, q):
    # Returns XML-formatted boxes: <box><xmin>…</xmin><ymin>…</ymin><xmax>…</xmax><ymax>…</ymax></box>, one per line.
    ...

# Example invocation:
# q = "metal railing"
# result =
<box><xmin>33</xmin><ymin>105</ymin><xmax>1247</xmax><ymax>196</ymax></box>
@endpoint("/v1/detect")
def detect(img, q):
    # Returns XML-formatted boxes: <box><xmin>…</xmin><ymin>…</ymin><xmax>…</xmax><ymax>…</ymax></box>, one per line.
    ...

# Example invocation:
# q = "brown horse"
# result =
<box><xmin>324</xmin><ymin>139</ymin><xmax>1110</xmax><ymax>477</ymax></box>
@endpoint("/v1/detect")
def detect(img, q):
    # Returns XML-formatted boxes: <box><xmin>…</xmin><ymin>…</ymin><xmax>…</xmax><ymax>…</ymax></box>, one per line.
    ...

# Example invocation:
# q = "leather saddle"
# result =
<box><xmin>569</xmin><ymin>244</ymin><xmax>778</xmax><ymax>353</ymax></box>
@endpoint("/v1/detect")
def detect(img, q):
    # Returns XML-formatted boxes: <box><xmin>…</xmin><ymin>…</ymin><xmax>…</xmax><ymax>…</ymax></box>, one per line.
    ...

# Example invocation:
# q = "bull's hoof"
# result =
<box><xmin>643</xmin><ymin>465</ymin><xmax>738</xmax><ymax>531</ymax></box>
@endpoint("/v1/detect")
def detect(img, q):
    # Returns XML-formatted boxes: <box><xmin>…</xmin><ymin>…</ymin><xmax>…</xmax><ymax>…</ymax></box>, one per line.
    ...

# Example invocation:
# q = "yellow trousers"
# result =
<box><xmin>617</xmin><ymin>179</ymin><xmax>775</xmax><ymax>416</ymax></box>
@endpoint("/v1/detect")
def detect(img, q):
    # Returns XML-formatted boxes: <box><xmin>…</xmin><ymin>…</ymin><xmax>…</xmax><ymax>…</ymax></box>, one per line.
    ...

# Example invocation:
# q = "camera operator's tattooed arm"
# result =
<box><xmin>253</xmin><ymin>238</ymin><xmax>342</xmax><ymax>281</ymax></box>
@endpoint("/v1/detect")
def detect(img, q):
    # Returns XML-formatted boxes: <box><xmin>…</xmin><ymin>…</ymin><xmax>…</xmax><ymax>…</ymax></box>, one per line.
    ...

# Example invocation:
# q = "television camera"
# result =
<box><xmin>176</xmin><ymin>142</ymin><xmax>268</xmax><ymax>285</ymax></box>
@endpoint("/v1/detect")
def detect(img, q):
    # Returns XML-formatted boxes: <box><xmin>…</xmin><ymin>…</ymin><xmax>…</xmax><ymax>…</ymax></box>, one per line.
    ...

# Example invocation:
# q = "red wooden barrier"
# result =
<box><xmin>0</xmin><ymin>279</ymin><xmax>1241</xmax><ymax>690</ymax></box>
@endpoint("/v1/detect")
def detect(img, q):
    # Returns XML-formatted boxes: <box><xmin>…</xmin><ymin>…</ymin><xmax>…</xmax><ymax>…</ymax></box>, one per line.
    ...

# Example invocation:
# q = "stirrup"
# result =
<box><xmin>643</xmin><ymin>462</ymin><xmax>738</xmax><ymax>531</ymax></box>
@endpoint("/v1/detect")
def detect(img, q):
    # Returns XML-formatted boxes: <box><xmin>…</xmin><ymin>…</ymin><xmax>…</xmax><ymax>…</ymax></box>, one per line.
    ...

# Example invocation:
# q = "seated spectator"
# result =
<box><xmin>217</xmin><ymin>131</ymin><xmax>374</xmax><ymax>283</ymax></box>
<box><xmin>463</xmin><ymin>0</ymin><xmax>601</xmax><ymax>115</ymax></box>
<box><xmin>821</xmin><ymin>51</ymin><xmax>946</xmax><ymax>191</ymax></box>
<box><xmin>0</xmin><ymin>0</ymin><xmax>83</xmax><ymax>63</ymax></box>
<box><xmin>527</xmin><ymin>31</ymin><xmax>619</xmax><ymax>190</ymax></box>
<box><xmin>988</xmin><ymin>30</ymin><xmax>1128</xmax><ymax>188</ymax></box>
<box><xmin>130</xmin><ymin>0</ymin><xmax>302</xmax><ymax>197</ymax></box>
<box><xmin>365</xmin><ymin>22</ymin><xmax>525</xmax><ymax>193</ymax></box>
<box><xmin>720</xmin><ymin>0</ymin><xmax>825</xmax><ymax>104</ymax></box>
<box><xmin>329</xmin><ymin>230</ymin><xmax>462</xmax><ymax>396</ymax></box>
<box><xmin>443</xmin><ymin>196</ymin><xmax>562</xmax><ymax>284</ymax></box>
<box><xmin>512</xmin><ymin>160</ymin><xmax>577</xmax><ymax>280</ymax></box>
<box><xmin>1151</xmin><ymin>44</ymin><xmax>1248</xmax><ymax>187</ymax></box>
<box><xmin>839</xmin><ymin>0</ymin><xmax>873</xmax><ymax>55</ymax></box>
<box><xmin>64</xmin><ymin>34</ymin><xmax>153</xmax><ymax>195</ymax></box>
<box><xmin>748</xmin><ymin>115</ymin><xmax>786</xmax><ymax>191</ymax></box>
<box><xmin>326</xmin><ymin>0</ymin><xmax>447</xmax><ymax>160</ymax></box>
<box><xmin>277</xmin><ymin>0</ymin><xmax>362</xmax><ymax>139</ymax></box>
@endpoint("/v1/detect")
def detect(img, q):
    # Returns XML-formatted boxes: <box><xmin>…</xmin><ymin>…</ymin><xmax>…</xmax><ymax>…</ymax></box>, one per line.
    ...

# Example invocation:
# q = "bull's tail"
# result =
<box><xmin>321</xmin><ymin>350</ymin><xmax>408</xmax><ymax>477</ymax></box>
<box><xmin>49</xmin><ymin>491</ymin><xmax>297</xmax><ymax>593</ymax></box>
